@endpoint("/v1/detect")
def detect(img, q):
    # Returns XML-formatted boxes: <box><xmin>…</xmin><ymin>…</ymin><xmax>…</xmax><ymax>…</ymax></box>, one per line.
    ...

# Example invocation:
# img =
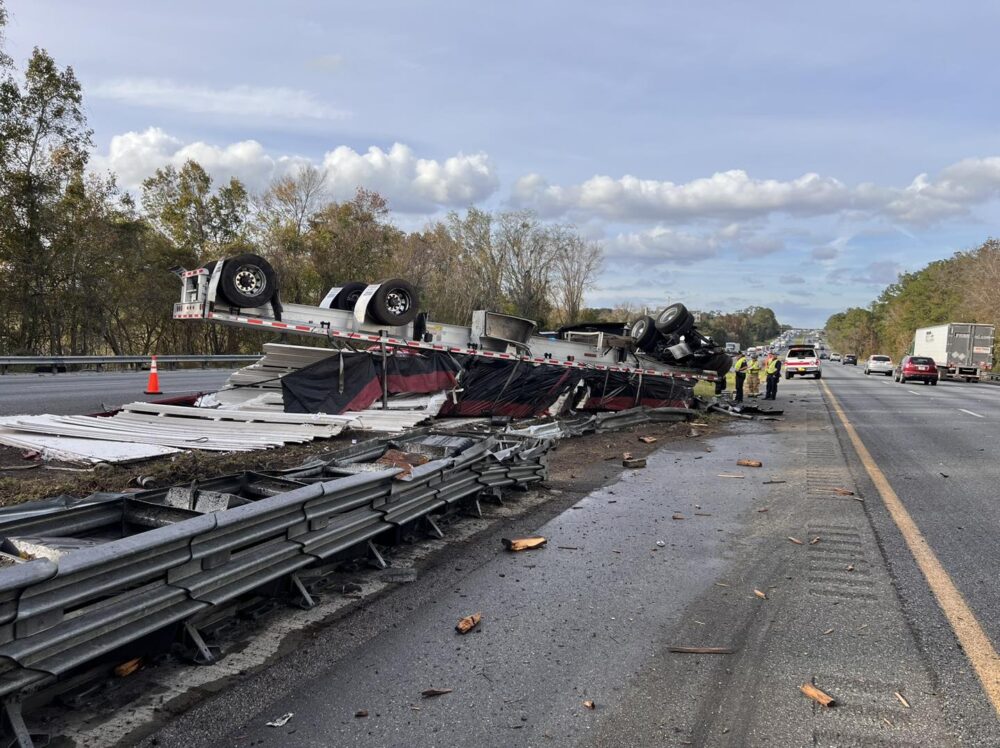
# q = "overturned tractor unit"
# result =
<box><xmin>174</xmin><ymin>254</ymin><xmax>725</xmax><ymax>417</ymax></box>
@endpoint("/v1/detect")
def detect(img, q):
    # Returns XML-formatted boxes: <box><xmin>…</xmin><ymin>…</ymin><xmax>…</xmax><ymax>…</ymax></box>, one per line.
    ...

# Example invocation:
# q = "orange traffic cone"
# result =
<box><xmin>144</xmin><ymin>355</ymin><xmax>162</xmax><ymax>395</ymax></box>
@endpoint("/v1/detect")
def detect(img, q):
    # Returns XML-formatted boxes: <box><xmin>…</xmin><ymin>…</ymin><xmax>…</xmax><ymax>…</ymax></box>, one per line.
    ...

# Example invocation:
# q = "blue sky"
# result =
<box><xmin>6</xmin><ymin>0</ymin><xmax>1000</xmax><ymax>326</ymax></box>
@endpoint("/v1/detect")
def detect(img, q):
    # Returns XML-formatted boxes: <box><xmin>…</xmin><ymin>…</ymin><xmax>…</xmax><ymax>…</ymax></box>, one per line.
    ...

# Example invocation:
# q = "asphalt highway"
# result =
<box><xmin>0</xmin><ymin>369</ymin><xmax>236</xmax><ymax>416</ymax></box>
<box><xmin>129</xmin><ymin>365</ymin><xmax>1000</xmax><ymax>747</ymax></box>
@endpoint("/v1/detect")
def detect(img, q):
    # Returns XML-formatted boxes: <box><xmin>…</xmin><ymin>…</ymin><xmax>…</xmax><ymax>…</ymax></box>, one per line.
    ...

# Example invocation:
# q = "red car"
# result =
<box><xmin>894</xmin><ymin>355</ymin><xmax>938</xmax><ymax>385</ymax></box>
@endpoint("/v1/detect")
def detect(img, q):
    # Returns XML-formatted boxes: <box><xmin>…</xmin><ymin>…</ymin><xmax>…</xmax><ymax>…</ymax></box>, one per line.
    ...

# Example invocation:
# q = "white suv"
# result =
<box><xmin>784</xmin><ymin>347</ymin><xmax>821</xmax><ymax>379</ymax></box>
<box><xmin>864</xmin><ymin>355</ymin><xmax>893</xmax><ymax>376</ymax></box>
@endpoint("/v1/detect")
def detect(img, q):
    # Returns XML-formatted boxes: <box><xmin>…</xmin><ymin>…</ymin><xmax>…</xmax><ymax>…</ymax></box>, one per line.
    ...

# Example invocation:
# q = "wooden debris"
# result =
<box><xmin>846</xmin><ymin>564</ymin><xmax>855</xmax><ymax>572</ymax></box>
<box><xmin>502</xmin><ymin>536</ymin><xmax>547</xmax><ymax>552</ymax></box>
<box><xmin>757</xmin><ymin>507</ymin><xmax>769</xmax><ymax>513</ymax></box>
<box><xmin>810</xmin><ymin>537</ymin><xmax>821</xmax><ymax>545</ymax></box>
<box><xmin>114</xmin><ymin>658</ymin><xmax>142</xmax><ymax>678</ymax></box>
<box><xmin>638</xmin><ymin>436</ymin><xmax>658</xmax><ymax>444</ymax></box>
<box><xmin>788</xmin><ymin>537</ymin><xmax>804</xmax><ymax>545</ymax></box>
<box><xmin>668</xmin><ymin>646</ymin><xmax>734</xmax><ymax>654</ymax></box>
<box><xmin>895</xmin><ymin>691</ymin><xmax>910</xmax><ymax>708</ymax></box>
<box><xmin>822</xmin><ymin>628</ymin><xmax>834</xmax><ymax>635</ymax></box>
<box><xmin>833</xmin><ymin>487</ymin><xmax>855</xmax><ymax>496</ymax></box>
<box><xmin>800</xmin><ymin>683</ymin><xmax>836</xmax><ymax>707</ymax></box>
<box><xmin>714</xmin><ymin>582</ymin><xmax>730</xmax><ymax>587</ymax></box>
<box><xmin>583</xmin><ymin>700</ymin><xmax>596</xmax><ymax>710</ymax></box>
<box><xmin>421</xmin><ymin>688</ymin><xmax>453</xmax><ymax>698</ymax></box>
<box><xmin>694</xmin><ymin>512</ymin><xmax>712</xmax><ymax>516</ymax></box>
<box><xmin>355</xmin><ymin>710</ymin><xmax>369</xmax><ymax>718</ymax></box>
<box><xmin>456</xmin><ymin>612</ymin><xmax>482</xmax><ymax>634</ymax></box>
<box><xmin>672</xmin><ymin>513</ymin><xmax>686</xmax><ymax>520</ymax></box>
<box><xmin>762</xmin><ymin>479</ymin><xmax>786</xmax><ymax>485</ymax></box>
<box><xmin>623</xmin><ymin>457</ymin><xmax>647</xmax><ymax>468</ymax></box>
<box><xmin>754</xmin><ymin>589</ymin><xmax>767</xmax><ymax>600</ymax></box>
<box><xmin>718</xmin><ymin>474</ymin><xmax>745</xmax><ymax>479</ymax></box>
<box><xmin>737</xmin><ymin>459</ymin><xmax>763</xmax><ymax>468</ymax></box>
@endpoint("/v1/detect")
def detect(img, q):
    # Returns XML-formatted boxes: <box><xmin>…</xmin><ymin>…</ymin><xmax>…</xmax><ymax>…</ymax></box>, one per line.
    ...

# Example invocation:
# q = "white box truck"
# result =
<box><xmin>912</xmin><ymin>323</ymin><xmax>995</xmax><ymax>382</ymax></box>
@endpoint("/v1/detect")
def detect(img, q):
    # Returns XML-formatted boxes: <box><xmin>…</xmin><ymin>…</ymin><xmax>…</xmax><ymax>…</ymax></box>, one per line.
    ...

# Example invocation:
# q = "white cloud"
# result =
<box><xmin>512</xmin><ymin>157</ymin><xmax>1000</xmax><ymax>227</ymax></box>
<box><xmin>828</xmin><ymin>261</ymin><xmax>904</xmax><ymax>286</ymax></box>
<box><xmin>92</xmin><ymin>128</ymin><xmax>499</xmax><ymax>212</ymax></box>
<box><xmin>607</xmin><ymin>226</ymin><xmax>721</xmax><ymax>265</ymax></box>
<box><xmin>91</xmin><ymin>78</ymin><xmax>349</xmax><ymax>122</ymax></box>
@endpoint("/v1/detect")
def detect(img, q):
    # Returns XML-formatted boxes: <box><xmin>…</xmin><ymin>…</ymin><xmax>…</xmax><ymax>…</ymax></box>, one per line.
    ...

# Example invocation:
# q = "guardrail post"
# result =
<box><xmin>2</xmin><ymin>696</ymin><xmax>38</xmax><ymax>748</ymax></box>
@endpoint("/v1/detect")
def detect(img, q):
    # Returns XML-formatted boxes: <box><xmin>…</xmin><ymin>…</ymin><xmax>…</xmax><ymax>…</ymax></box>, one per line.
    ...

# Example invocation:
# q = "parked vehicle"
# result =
<box><xmin>894</xmin><ymin>356</ymin><xmax>938</xmax><ymax>385</ymax></box>
<box><xmin>784</xmin><ymin>347</ymin><xmax>821</xmax><ymax>379</ymax></box>
<box><xmin>912</xmin><ymin>323</ymin><xmax>995</xmax><ymax>382</ymax></box>
<box><xmin>864</xmin><ymin>355</ymin><xmax>893</xmax><ymax>376</ymax></box>
<box><xmin>830</xmin><ymin>352</ymin><xmax>841</xmax><ymax>362</ymax></box>
<box><xmin>842</xmin><ymin>354</ymin><xmax>857</xmax><ymax>365</ymax></box>
<box><xmin>725</xmin><ymin>341</ymin><xmax>740</xmax><ymax>354</ymax></box>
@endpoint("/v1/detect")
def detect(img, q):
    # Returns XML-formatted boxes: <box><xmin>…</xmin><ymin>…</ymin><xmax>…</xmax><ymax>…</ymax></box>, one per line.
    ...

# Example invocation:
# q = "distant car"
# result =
<box><xmin>830</xmin><ymin>353</ymin><xmax>842</xmax><ymax>362</ymax></box>
<box><xmin>784</xmin><ymin>347</ymin><xmax>821</xmax><ymax>379</ymax></box>
<box><xmin>864</xmin><ymin>355</ymin><xmax>893</xmax><ymax>376</ymax></box>
<box><xmin>842</xmin><ymin>354</ymin><xmax>857</xmax><ymax>365</ymax></box>
<box><xmin>894</xmin><ymin>355</ymin><xmax>938</xmax><ymax>385</ymax></box>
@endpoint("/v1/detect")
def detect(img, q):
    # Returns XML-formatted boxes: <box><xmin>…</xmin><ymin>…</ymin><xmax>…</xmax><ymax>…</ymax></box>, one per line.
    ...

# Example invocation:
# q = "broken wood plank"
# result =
<box><xmin>455</xmin><ymin>612</ymin><xmax>482</xmax><ymax>635</ymax></box>
<box><xmin>718</xmin><ymin>474</ymin><xmax>745</xmax><ymax>479</ymax></box>
<box><xmin>895</xmin><ymin>691</ymin><xmax>911</xmax><ymax>708</ymax></box>
<box><xmin>787</xmin><ymin>537</ymin><xmax>804</xmax><ymax>545</ymax></box>
<box><xmin>638</xmin><ymin>436</ymin><xmax>658</xmax><ymax>444</ymax></box>
<box><xmin>800</xmin><ymin>683</ymin><xmax>836</xmax><ymax>707</ymax></box>
<box><xmin>737</xmin><ymin>459</ymin><xmax>763</xmax><ymax>468</ymax></box>
<box><xmin>502</xmin><ymin>537</ymin><xmax>547</xmax><ymax>552</ymax></box>
<box><xmin>583</xmin><ymin>700</ymin><xmax>595</xmax><ymax>710</ymax></box>
<box><xmin>754</xmin><ymin>589</ymin><xmax>767</xmax><ymax>599</ymax></box>
<box><xmin>833</xmin><ymin>487</ymin><xmax>855</xmax><ymax>496</ymax></box>
<box><xmin>421</xmin><ymin>688</ymin><xmax>453</xmax><ymax>698</ymax></box>
<box><xmin>623</xmin><ymin>457</ymin><xmax>647</xmax><ymax>468</ymax></box>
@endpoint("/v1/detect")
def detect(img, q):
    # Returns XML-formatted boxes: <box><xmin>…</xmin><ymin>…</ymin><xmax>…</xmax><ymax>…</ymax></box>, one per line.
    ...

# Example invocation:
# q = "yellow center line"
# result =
<box><xmin>820</xmin><ymin>379</ymin><xmax>1000</xmax><ymax>714</ymax></box>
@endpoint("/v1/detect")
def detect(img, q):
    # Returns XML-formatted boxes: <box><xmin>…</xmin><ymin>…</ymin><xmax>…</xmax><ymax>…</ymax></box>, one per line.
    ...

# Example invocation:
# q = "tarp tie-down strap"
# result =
<box><xmin>489</xmin><ymin>359</ymin><xmax>523</xmax><ymax>412</ymax></box>
<box><xmin>338</xmin><ymin>350</ymin><xmax>345</xmax><ymax>394</ymax></box>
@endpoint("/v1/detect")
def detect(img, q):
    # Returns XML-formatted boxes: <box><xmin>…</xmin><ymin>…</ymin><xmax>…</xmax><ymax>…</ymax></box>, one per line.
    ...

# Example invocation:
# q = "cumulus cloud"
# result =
<box><xmin>92</xmin><ymin>128</ymin><xmax>499</xmax><ymax>212</ymax></box>
<box><xmin>811</xmin><ymin>245</ymin><xmax>840</xmax><ymax>261</ymax></box>
<box><xmin>607</xmin><ymin>226</ymin><xmax>721</xmax><ymax>265</ymax></box>
<box><xmin>779</xmin><ymin>274</ymin><xmax>806</xmax><ymax>284</ymax></box>
<box><xmin>91</xmin><ymin>78</ymin><xmax>349</xmax><ymax>122</ymax></box>
<box><xmin>512</xmin><ymin>157</ymin><xmax>1000</xmax><ymax>227</ymax></box>
<box><xmin>828</xmin><ymin>261</ymin><xmax>904</xmax><ymax>286</ymax></box>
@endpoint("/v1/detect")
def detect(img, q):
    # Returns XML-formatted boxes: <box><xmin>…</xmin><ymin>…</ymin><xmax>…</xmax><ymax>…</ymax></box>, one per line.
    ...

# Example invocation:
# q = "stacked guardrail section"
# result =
<box><xmin>0</xmin><ymin>431</ymin><xmax>550</xmax><ymax>713</ymax></box>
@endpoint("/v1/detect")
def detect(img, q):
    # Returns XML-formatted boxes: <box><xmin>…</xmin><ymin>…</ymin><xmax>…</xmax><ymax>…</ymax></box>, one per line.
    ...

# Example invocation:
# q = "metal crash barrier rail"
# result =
<box><xmin>0</xmin><ymin>354</ymin><xmax>260</xmax><ymax>374</ymax></box>
<box><xmin>0</xmin><ymin>429</ymin><xmax>551</xmax><ymax>746</ymax></box>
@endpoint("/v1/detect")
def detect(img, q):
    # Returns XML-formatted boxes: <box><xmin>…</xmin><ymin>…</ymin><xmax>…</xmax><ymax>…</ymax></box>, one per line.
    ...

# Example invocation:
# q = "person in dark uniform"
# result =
<box><xmin>764</xmin><ymin>353</ymin><xmax>783</xmax><ymax>400</ymax></box>
<box><xmin>733</xmin><ymin>352</ymin><xmax>749</xmax><ymax>403</ymax></box>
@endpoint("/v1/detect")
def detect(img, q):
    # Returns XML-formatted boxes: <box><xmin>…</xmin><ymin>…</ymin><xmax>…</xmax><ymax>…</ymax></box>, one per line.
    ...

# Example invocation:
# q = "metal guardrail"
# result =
<box><xmin>0</xmin><ymin>430</ymin><xmax>550</xmax><ymax>744</ymax></box>
<box><xmin>0</xmin><ymin>355</ymin><xmax>260</xmax><ymax>374</ymax></box>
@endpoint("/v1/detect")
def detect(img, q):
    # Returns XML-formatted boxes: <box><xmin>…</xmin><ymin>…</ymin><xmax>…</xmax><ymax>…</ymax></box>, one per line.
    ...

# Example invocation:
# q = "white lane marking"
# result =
<box><xmin>907</xmin><ymin>390</ymin><xmax>922</xmax><ymax>395</ymax></box>
<box><xmin>959</xmin><ymin>408</ymin><xmax>984</xmax><ymax>418</ymax></box>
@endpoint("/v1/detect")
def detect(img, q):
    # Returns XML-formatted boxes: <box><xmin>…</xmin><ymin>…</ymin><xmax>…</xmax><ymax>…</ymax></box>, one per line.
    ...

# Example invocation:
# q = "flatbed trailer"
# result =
<box><xmin>172</xmin><ymin>257</ymin><xmax>719</xmax><ymax>386</ymax></box>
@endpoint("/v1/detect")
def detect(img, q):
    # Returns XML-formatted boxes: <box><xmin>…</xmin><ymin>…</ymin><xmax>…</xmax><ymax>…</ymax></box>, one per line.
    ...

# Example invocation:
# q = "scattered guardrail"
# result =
<box><xmin>0</xmin><ymin>428</ymin><xmax>550</xmax><ymax>746</ymax></box>
<box><xmin>0</xmin><ymin>354</ymin><xmax>261</xmax><ymax>374</ymax></box>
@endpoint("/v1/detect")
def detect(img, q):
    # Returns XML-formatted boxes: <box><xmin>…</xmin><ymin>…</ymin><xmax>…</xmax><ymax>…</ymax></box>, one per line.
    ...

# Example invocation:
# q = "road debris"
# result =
<box><xmin>762</xmin><ymin>479</ymin><xmax>786</xmax><ymax>485</ymax></box>
<box><xmin>883</xmin><ymin>717</ymin><xmax>894</xmax><ymax>727</ymax></box>
<box><xmin>823</xmin><ymin>628</ymin><xmax>834</xmax><ymax>635</ymax></box>
<box><xmin>502</xmin><ymin>537</ymin><xmax>547</xmax><ymax>552</ymax></box>
<box><xmin>456</xmin><ymin>612</ymin><xmax>482</xmax><ymax>634</ymax></box>
<box><xmin>638</xmin><ymin>436</ymin><xmax>658</xmax><ymax>444</ymax></box>
<box><xmin>556</xmin><ymin>545</ymin><xmax>579</xmax><ymax>550</ymax></box>
<box><xmin>800</xmin><ymin>683</ymin><xmax>836</xmax><ymax>707</ymax></box>
<box><xmin>623</xmin><ymin>457</ymin><xmax>647</xmax><ymax>468</ymax></box>
<box><xmin>114</xmin><ymin>658</ymin><xmax>142</xmax><ymax>677</ymax></box>
<box><xmin>718</xmin><ymin>474</ymin><xmax>745</xmax><ymax>479</ymax></box>
<box><xmin>421</xmin><ymin>688</ymin><xmax>453</xmax><ymax>698</ymax></box>
<box><xmin>846</xmin><ymin>564</ymin><xmax>855</xmax><ymax>572</ymax></box>
<box><xmin>668</xmin><ymin>646</ymin><xmax>734</xmax><ymax>654</ymax></box>
<box><xmin>694</xmin><ymin>512</ymin><xmax>712</xmax><ymax>516</ymax></box>
<box><xmin>655</xmin><ymin>540</ymin><xmax>666</xmax><ymax>547</ymax></box>
<box><xmin>810</xmin><ymin>537</ymin><xmax>821</xmax><ymax>544</ymax></box>
<box><xmin>787</xmin><ymin>537</ymin><xmax>804</xmax><ymax>545</ymax></box>
<box><xmin>833</xmin><ymin>487</ymin><xmax>855</xmax><ymax>496</ymax></box>
<box><xmin>757</xmin><ymin>507</ymin><xmax>769</xmax><ymax>513</ymax></box>
<box><xmin>737</xmin><ymin>459</ymin><xmax>763</xmax><ymax>468</ymax></box>
<box><xmin>355</xmin><ymin>710</ymin><xmax>369</xmax><ymax>718</ymax></box>
<box><xmin>895</xmin><ymin>691</ymin><xmax>911</xmax><ymax>708</ymax></box>
<box><xmin>267</xmin><ymin>713</ymin><xmax>294</xmax><ymax>727</ymax></box>
<box><xmin>672</xmin><ymin>513</ymin><xmax>686</xmax><ymax>520</ymax></box>
<box><xmin>583</xmin><ymin>700</ymin><xmax>596</xmax><ymax>710</ymax></box>
<box><xmin>754</xmin><ymin>589</ymin><xmax>767</xmax><ymax>600</ymax></box>
<box><xmin>714</xmin><ymin>582</ymin><xmax>729</xmax><ymax>587</ymax></box>
<box><xmin>939</xmin><ymin>472</ymin><xmax>949</xmax><ymax>478</ymax></box>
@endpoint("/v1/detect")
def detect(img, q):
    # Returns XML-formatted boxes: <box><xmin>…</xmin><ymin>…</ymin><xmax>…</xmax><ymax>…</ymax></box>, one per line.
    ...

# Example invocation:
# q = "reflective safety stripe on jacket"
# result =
<box><xmin>734</xmin><ymin>356</ymin><xmax>748</xmax><ymax>372</ymax></box>
<box><xmin>766</xmin><ymin>358</ymin><xmax>780</xmax><ymax>374</ymax></box>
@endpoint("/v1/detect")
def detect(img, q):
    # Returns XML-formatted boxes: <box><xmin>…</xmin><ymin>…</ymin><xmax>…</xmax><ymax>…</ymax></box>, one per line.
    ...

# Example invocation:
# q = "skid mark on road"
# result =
<box><xmin>821</xmin><ymin>380</ymin><xmax>1000</xmax><ymax>716</ymax></box>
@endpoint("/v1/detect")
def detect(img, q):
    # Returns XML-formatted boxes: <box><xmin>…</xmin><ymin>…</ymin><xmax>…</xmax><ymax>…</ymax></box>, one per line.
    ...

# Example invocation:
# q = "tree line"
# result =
<box><xmin>0</xmin><ymin>11</ymin><xmax>602</xmax><ymax>356</ymax></box>
<box><xmin>825</xmin><ymin>238</ymin><xmax>1000</xmax><ymax>363</ymax></box>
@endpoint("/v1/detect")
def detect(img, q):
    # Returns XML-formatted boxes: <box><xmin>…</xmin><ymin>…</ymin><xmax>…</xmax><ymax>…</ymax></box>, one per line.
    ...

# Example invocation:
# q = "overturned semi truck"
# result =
<box><xmin>174</xmin><ymin>254</ymin><xmax>730</xmax><ymax>416</ymax></box>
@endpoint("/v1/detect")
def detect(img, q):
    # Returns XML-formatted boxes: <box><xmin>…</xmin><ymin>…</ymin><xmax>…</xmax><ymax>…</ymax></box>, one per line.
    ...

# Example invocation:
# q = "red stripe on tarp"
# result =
<box><xmin>384</xmin><ymin>371</ymin><xmax>458</xmax><ymax>394</ymax></box>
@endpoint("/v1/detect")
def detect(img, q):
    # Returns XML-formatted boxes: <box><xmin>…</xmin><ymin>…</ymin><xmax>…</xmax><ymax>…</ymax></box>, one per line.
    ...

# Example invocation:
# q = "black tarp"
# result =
<box><xmin>438</xmin><ymin>357</ymin><xmax>577</xmax><ymax>418</ymax></box>
<box><xmin>577</xmin><ymin>369</ymin><xmax>695</xmax><ymax>411</ymax></box>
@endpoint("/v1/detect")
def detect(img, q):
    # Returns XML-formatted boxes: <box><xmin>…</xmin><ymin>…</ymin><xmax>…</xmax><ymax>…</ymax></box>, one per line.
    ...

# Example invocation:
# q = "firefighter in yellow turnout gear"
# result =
<box><xmin>747</xmin><ymin>354</ymin><xmax>762</xmax><ymax>398</ymax></box>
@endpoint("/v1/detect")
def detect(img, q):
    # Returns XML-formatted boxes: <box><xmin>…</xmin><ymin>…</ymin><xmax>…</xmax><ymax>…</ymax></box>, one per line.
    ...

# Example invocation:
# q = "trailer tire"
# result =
<box><xmin>654</xmin><ymin>303</ymin><xmax>693</xmax><ymax>335</ymax></box>
<box><xmin>370</xmin><ymin>279</ymin><xmax>419</xmax><ymax>326</ymax></box>
<box><xmin>334</xmin><ymin>282</ymin><xmax>368</xmax><ymax>311</ymax></box>
<box><xmin>630</xmin><ymin>316</ymin><xmax>658</xmax><ymax>351</ymax></box>
<box><xmin>218</xmin><ymin>254</ymin><xmax>277</xmax><ymax>308</ymax></box>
